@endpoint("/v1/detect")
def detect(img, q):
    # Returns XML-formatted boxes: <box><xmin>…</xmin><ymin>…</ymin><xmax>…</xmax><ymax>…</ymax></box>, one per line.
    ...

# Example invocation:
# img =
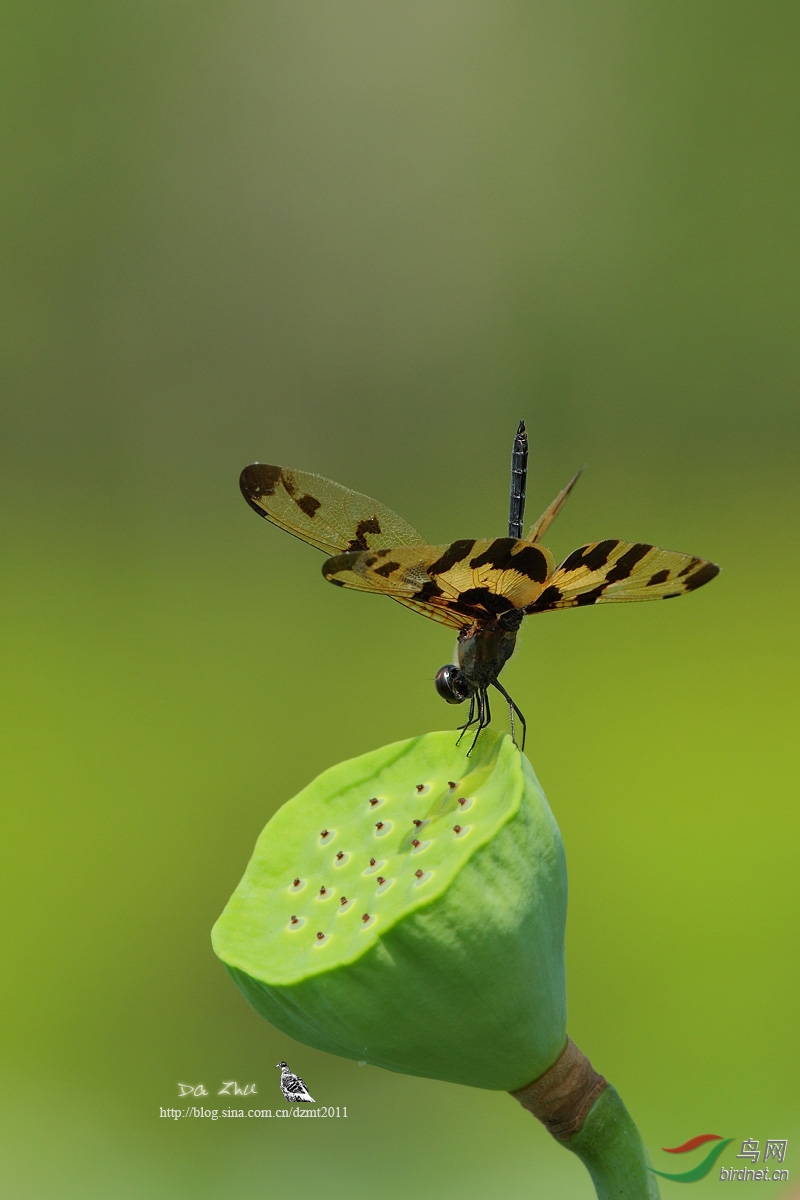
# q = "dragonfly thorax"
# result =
<box><xmin>434</xmin><ymin>625</ymin><xmax>519</xmax><ymax>707</ymax></box>
<box><xmin>457</xmin><ymin>626</ymin><xmax>519</xmax><ymax>689</ymax></box>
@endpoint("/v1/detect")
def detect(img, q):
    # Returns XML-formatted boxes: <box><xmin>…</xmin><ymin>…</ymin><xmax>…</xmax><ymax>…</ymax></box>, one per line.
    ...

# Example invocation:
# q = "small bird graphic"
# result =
<box><xmin>276</xmin><ymin>1061</ymin><xmax>315</xmax><ymax>1103</ymax></box>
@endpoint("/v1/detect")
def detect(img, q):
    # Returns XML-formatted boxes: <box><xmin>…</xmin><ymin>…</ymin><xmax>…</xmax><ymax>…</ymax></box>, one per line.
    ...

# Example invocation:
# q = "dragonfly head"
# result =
<box><xmin>434</xmin><ymin>664</ymin><xmax>473</xmax><ymax>705</ymax></box>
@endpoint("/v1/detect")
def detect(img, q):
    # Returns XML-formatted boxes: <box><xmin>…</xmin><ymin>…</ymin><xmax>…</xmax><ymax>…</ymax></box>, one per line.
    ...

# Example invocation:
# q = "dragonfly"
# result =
<box><xmin>240</xmin><ymin>423</ymin><xmax>719</xmax><ymax>751</ymax></box>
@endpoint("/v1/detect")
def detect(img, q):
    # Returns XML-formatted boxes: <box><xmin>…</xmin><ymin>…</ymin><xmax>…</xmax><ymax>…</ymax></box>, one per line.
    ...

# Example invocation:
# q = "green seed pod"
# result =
<box><xmin>212</xmin><ymin>730</ymin><xmax>567</xmax><ymax>1091</ymax></box>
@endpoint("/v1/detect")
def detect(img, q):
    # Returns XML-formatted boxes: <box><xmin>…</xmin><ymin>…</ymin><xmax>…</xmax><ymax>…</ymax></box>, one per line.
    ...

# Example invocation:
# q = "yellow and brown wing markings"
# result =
<box><xmin>526</xmin><ymin>466</ymin><xmax>585</xmax><ymax>543</ymax></box>
<box><xmin>241</xmin><ymin>464</ymin><xmax>719</xmax><ymax>624</ymax></box>
<box><xmin>239</xmin><ymin>463</ymin><xmax>426</xmax><ymax>556</ymax></box>
<box><xmin>322</xmin><ymin>537</ymin><xmax>555</xmax><ymax>628</ymax></box>
<box><xmin>525</xmin><ymin>540</ymin><xmax>720</xmax><ymax>613</ymax></box>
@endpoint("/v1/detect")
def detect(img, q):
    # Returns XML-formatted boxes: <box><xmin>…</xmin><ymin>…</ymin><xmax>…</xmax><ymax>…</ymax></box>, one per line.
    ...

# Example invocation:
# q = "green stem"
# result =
<box><xmin>511</xmin><ymin>1040</ymin><xmax>659</xmax><ymax>1199</ymax></box>
<box><xmin>562</xmin><ymin>1084</ymin><xmax>660</xmax><ymax>1200</ymax></box>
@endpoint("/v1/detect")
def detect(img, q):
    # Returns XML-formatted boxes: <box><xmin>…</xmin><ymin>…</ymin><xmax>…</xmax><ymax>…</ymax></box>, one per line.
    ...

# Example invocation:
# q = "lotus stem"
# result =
<box><xmin>511</xmin><ymin>1038</ymin><xmax>660</xmax><ymax>1199</ymax></box>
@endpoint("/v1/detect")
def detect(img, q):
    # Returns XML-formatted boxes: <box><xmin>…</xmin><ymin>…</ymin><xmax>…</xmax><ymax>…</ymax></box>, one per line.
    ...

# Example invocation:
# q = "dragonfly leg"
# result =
<box><xmin>455</xmin><ymin>694</ymin><xmax>478</xmax><ymax>746</ymax></box>
<box><xmin>466</xmin><ymin>689</ymin><xmax>491</xmax><ymax>755</ymax></box>
<box><xmin>492</xmin><ymin>680</ymin><xmax>527</xmax><ymax>751</ymax></box>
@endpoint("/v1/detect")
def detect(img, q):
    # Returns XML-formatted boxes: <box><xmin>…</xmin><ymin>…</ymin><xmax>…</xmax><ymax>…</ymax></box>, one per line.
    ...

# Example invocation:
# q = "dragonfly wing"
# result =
<box><xmin>323</xmin><ymin>538</ymin><xmax>555</xmax><ymax>628</ymax></box>
<box><xmin>240</xmin><ymin>463</ymin><xmax>426</xmax><ymax>555</ymax></box>
<box><xmin>526</xmin><ymin>466</ymin><xmax>585</xmax><ymax>542</ymax></box>
<box><xmin>525</xmin><ymin>540</ymin><xmax>720</xmax><ymax>611</ymax></box>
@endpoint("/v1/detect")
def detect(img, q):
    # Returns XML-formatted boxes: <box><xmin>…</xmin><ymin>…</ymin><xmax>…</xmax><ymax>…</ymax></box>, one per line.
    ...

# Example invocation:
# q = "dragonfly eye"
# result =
<box><xmin>434</xmin><ymin>665</ymin><xmax>472</xmax><ymax>705</ymax></box>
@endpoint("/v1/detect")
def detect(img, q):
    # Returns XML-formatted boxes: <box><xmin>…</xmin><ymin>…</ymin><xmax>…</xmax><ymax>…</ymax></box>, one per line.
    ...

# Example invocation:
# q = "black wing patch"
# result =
<box><xmin>240</xmin><ymin>463</ymin><xmax>426</xmax><ymax>555</ymax></box>
<box><xmin>526</xmin><ymin>540</ymin><xmax>720</xmax><ymax>612</ymax></box>
<box><xmin>323</xmin><ymin>537</ymin><xmax>555</xmax><ymax>629</ymax></box>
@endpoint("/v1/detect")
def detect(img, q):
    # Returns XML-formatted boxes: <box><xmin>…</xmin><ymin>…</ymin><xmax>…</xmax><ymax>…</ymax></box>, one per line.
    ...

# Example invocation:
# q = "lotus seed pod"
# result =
<box><xmin>212</xmin><ymin>730</ymin><xmax>567</xmax><ymax>1091</ymax></box>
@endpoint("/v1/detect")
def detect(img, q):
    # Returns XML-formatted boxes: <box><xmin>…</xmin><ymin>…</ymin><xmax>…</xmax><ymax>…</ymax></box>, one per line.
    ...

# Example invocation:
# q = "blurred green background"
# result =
<box><xmin>2</xmin><ymin>2</ymin><xmax>798</xmax><ymax>1196</ymax></box>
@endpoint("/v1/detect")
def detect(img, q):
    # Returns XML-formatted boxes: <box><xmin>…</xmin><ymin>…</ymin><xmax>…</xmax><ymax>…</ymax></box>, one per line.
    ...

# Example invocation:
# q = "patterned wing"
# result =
<box><xmin>526</xmin><ymin>466</ymin><xmax>585</xmax><ymax>542</ymax></box>
<box><xmin>323</xmin><ymin>537</ymin><xmax>555</xmax><ymax>628</ymax></box>
<box><xmin>525</xmin><ymin>540</ymin><xmax>720</xmax><ymax>612</ymax></box>
<box><xmin>240</xmin><ymin>463</ymin><xmax>426</xmax><ymax>555</ymax></box>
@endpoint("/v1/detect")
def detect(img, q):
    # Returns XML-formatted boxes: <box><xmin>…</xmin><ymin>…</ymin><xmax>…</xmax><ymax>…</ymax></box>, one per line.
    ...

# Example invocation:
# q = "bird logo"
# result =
<box><xmin>275</xmin><ymin>1061</ymin><xmax>315</xmax><ymax>1104</ymax></box>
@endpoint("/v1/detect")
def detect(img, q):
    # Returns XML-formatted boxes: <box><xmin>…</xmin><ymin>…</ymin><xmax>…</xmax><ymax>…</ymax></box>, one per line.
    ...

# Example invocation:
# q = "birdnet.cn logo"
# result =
<box><xmin>648</xmin><ymin>1134</ymin><xmax>789</xmax><ymax>1183</ymax></box>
